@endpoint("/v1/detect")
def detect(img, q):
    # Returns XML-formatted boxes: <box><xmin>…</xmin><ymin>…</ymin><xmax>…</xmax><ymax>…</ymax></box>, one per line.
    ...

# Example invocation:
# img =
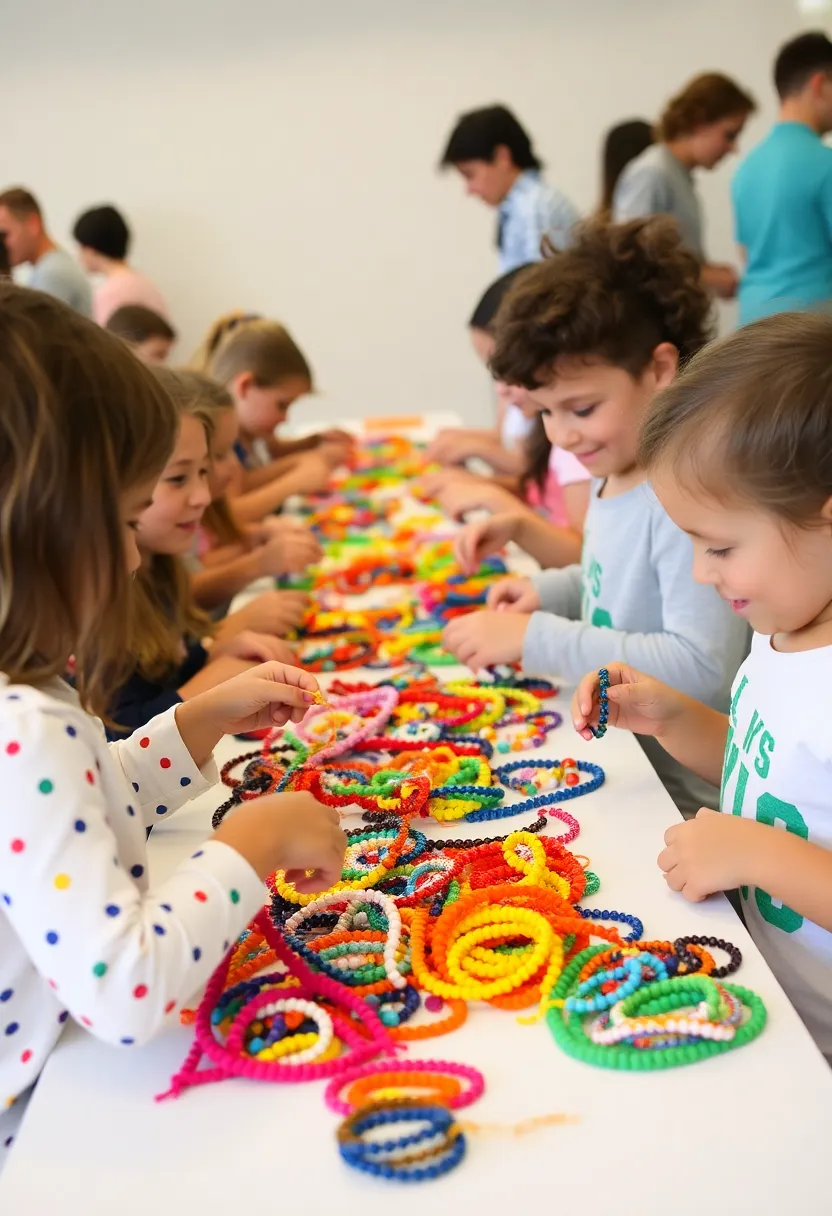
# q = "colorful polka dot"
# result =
<box><xmin>65</xmin><ymin>725</ymin><xmax>77</xmax><ymax>738</ymax></box>
<box><xmin>20</xmin><ymin>1050</ymin><xmax>31</xmax><ymax>1064</ymax></box>
<box><xmin>10</xmin><ymin>839</ymin><xmax>24</xmax><ymax>854</ymax></box>
<box><xmin>153</xmin><ymin>924</ymin><xmax>166</xmax><ymax>936</ymax></box>
<box><xmin>85</xmin><ymin>770</ymin><xmax>95</xmax><ymax>785</ymax></box>
<box><xmin>164</xmin><ymin>1000</ymin><xmax>176</xmax><ymax>1015</ymax></box>
<box><xmin>120</xmin><ymin>1037</ymin><xmax>135</xmax><ymax>1046</ymax></box>
<box><xmin>180</xmin><ymin>777</ymin><xmax>191</xmax><ymax>787</ymax></box>
<box><xmin>47</xmin><ymin>979</ymin><xmax>57</xmax><ymax>990</ymax></box>
<box><xmin>45</xmin><ymin>930</ymin><xmax>59</xmax><ymax>945</ymax></box>
<box><xmin>4</xmin><ymin>1096</ymin><xmax>16</xmax><ymax>1108</ymax></box>
<box><xmin>92</xmin><ymin>962</ymin><xmax>107</xmax><ymax>978</ymax></box>
<box><xmin>155</xmin><ymin>805</ymin><xmax>167</xmax><ymax>816</ymax></box>
<box><xmin>58</xmin><ymin>1011</ymin><xmax>69</xmax><ymax>1023</ymax></box>
<box><xmin>80</xmin><ymin>1017</ymin><xmax>92</xmax><ymax>1027</ymax></box>
<box><xmin>133</xmin><ymin>984</ymin><xmax>148</xmax><ymax>1000</ymax></box>
<box><xmin>191</xmin><ymin>850</ymin><xmax>204</xmax><ymax>859</ymax></box>
<box><xmin>194</xmin><ymin>891</ymin><xmax>207</xmax><ymax>903</ymax></box>
<box><xmin>6</xmin><ymin>693</ymin><xmax>20</xmax><ymax>701</ymax></box>
<box><xmin>125</xmin><ymin>805</ymin><xmax>135</xmax><ymax>817</ymax></box>
<box><xmin>5</xmin><ymin>742</ymin><xmax>19</xmax><ymax>756</ymax></box>
<box><xmin>132</xmin><ymin>782</ymin><xmax>139</xmax><ymax>793</ymax></box>
<box><xmin>74</xmin><ymin>819</ymin><xmax>86</xmax><ymax>832</ymax></box>
<box><xmin>139</xmin><ymin>737</ymin><xmax>150</xmax><ymax>749</ymax></box>
<box><xmin>193</xmin><ymin>947</ymin><xmax>201</xmax><ymax>961</ymax></box>
<box><xmin>159</xmin><ymin>757</ymin><xmax>171</xmax><ymax>770</ymax></box>
<box><xmin>38</xmin><ymin>779</ymin><xmax>53</xmax><ymax>795</ymax></box>
<box><xmin>0</xmin><ymin>989</ymin><xmax>12</xmax><ymax>1002</ymax></box>
<box><xmin>3</xmin><ymin>1136</ymin><xmax>13</xmax><ymax>1148</ymax></box>
<box><xmin>2</xmin><ymin>895</ymin><xmax>10</xmax><ymax>906</ymax></box>
<box><xmin>230</xmin><ymin>889</ymin><xmax>240</xmax><ymax>904</ymax></box>
<box><xmin>53</xmin><ymin>873</ymin><xmax>71</xmax><ymax>891</ymax></box>
<box><xmin>160</xmin><ymin>903</ymin><xmax>172</xmax><ymax>912</ymax></box>
<box><xmin>130</xmin><ymin>864</ymin><xmax>144</xmax><ymax>878</ymax></box>
<box><xmin>5</xmin><ymin>1023</ymin><xmax>19</xmax><ymax>1036</ymax></box>
<box><xmin>105</xmin><ymin>904</ymin><xmax>120</xmax><ymax>917</ymax></box>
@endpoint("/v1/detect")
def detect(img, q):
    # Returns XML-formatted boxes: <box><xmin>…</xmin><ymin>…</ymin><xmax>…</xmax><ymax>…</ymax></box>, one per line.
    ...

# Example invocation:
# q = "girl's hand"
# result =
<box><xmin>486</xmin><ymin>576</ymin><xmax>541</xmax><ymax>614</ymax></box>
<box><xmin>225</xmin><ymin>591</ymin><xmax>308</xmax><ymax>640</ymax></box>
<box><xmin>571</xmin><ymin>662</ymin><xmax>685</xmax><ymax>741</ymax></box>
<box><xmin>417</xmin><ymin>467</ymin><xmax>479</xmax><ymax>499</ymax></box>
<box><xmin>442</xmin><ymin>610</ymin><xmax>531</xmax><ymax>670</ymax></box>
<box><xmin>255</xmin><ymin>516</ymin><xmax>308</xmax><ymax>540</ymax></box>
<box><xmin>214</xmin><ymin>791</ymin><xmax>346</xmax><ymax>889</ymax></box>
<box><xmin>658</xmin><ymin>810</ymin><xmax>765</xmax><ymax>902</ymax></box>
<box><xmin>454</xmin><ymin>511</ymin><xmax>524</xmax><ymax>574</ymax></box>
<box><xmin>426</xmin><ymin>428</ymin><xmax>477</xmax><ymax>466</ymax></box>
<box><xmin>437</xmin><ymin>480</ymin><xmax>517</xmax><ymax>522</ymax></box>
<box><xmin>209</xmin><ymin>630</ymin><xmax>296</xmax><ymax>665</ymax></box>
<box><xmin>290</xmin><ymin>453</ymin><xmax>333</xmax><ymax>496</ymax></box>
<box><xmin>255</xmin><ymin>530</ymin><xmax>322</xmax><ymax>577</ymax></box>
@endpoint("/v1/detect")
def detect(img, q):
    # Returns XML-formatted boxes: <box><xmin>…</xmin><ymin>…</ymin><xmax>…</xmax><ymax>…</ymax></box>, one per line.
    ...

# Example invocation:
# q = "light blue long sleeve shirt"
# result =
<box><xmin>497</xmin><ymin>170</ymin><xmax>579</xmax><ymax>272</ymax></box>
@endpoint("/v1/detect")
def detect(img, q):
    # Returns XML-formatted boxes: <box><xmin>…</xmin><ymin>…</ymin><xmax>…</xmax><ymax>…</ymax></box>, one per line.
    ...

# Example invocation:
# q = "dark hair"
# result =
<box><xmin>774</xmin><ymin>31</ymin><xmax>832</xmax><ymax>99</ymax></box>
<box><xmin>469</xmin><ymin>266</ymin><xmax>533</xmax><ymax>332</ymax></box>
<box><xmin>520</xmin><ymin>415</ymin><xmax>552</xmax><ymax>496</ymax></box>
<box><xmin>0</xmin><ymin>234</ymin><xmax>10</xmax><ymax>279</ymax></box>
<box><xmin>72</xmin><ymin>205</ymin><xmax>130</xmax><ymax>260</ymax></box>
<box><xmin>600</xmin><ymin>120</ymin><xmax>654</xmax><ymax>214</ymax></box>
<box><xmin>639</xmin><ymin>311</ymin><xmax>832</xmax><ymax>524</ymax></box>
<box><xmin>0</xmin><ymin>284</ymin><xmax>177</xmax><ymax>716</ymax></box>
<box><xmin>440</xmin><ymin>105</ymin><xmax>542</xmax><ymax>170</ymax></box>
<box><xmin>658</xmin><ymin>73</ymin><xmax>756</xmax><ymax>141</ymax></box>
<box><xmin>490</xmin><ymin>217</ymin><xmax>713</xmax><ymax>388</ymax></box>
<box><xmin>106</xmin><ymin>305</ymin><xmax>176</xmax><ymax>344</ymax></box>
<box><xmin>0</xmin><ymin>187</ymin><xmax>42</xmax><ymax>220</ymax></box>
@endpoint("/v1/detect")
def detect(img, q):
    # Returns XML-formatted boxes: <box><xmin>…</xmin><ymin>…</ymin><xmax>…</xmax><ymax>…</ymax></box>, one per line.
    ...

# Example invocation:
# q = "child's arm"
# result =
<box><xmin>237</xmin><ymin>453</ymin><xmax>302</xmax><ymax>492</ymax></box>
<box><xmin>229</xmin><ymin>454</ymin><xmax>333</xmax><ymax>524</ymax></box>
<box><xmin>661</xmin><ymin>808</ymin><xmax>832</xmax><ymax>926</ymax></box>
<box><xmin>191</xmin><ymin>550</ymin><xmax>272</xmax><ymax>609</ymax></box>
<box><xmin>426</xmin><ymin>428</ymin><xmax>524</xmax><ymax>474</ymax></box>
<box><xmin>455</xmin><ymin>510</ymin><xmax>583</xmax><ymax>573</ymax></box>
<box><xmin>191</xmin><ymin>530</ymin><xmax>321</xmax><ymax>611</ymax></box>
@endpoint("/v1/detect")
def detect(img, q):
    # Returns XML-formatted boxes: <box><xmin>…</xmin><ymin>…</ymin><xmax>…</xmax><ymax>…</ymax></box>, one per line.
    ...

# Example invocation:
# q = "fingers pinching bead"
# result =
<box><xmin>590</xmin><ymin>668</ymin><xmax>610</xmax><ymax>739</ymax></box>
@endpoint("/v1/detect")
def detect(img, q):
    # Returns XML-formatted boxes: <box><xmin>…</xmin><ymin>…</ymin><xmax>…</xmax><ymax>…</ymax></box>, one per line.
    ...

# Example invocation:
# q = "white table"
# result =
<box><xmin>2</xmin><ymin>417</ymin><xmax>831</xmax><ymax>1215</ymax></box>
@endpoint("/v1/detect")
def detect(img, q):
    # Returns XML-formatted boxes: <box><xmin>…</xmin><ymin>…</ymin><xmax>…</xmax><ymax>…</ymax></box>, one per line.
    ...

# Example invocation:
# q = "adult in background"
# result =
<box><xmin>73</xmin><ymin>204</ymin><xmax>169</xmax><ymax>326</ymax></box>
<box><xmin>599</xmin><ymin>120</ymin><xmax>654</xmax><ymax>216</ymax></box>
<box><xmin>613</xmin><ymin>74</ymin><xmax>756</xmax><ymax>298</ymax></box>
<box><xmin>440</xmin><ymin>104</ymin><xmax>579</xmax><ymax>273</ymax></box>
<box><xmin>732</xmin><ymin>32</ymin><xmax>832</xmax><ymax>326</ymax></box>
<box><xmin>0</xmin><ymin>187</ymin><xmax>92</xmax><ymax>315</ymax></box>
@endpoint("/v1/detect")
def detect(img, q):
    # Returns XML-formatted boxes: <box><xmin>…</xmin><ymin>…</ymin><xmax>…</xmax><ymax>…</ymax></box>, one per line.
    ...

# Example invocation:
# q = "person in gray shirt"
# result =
<box><xmin>0</xmin><ymin>187</ymin><xmax>91</xmax><ymax>317</ymax></box>
<box><xmin>442</xmin><ymin>217</ymin><xmax>749</xmax><ymax>817</ymax></box>
<box><xmin>613</xmin><ymin>73</ymin><xmax>756</xmax><ymax>300</ymax></box>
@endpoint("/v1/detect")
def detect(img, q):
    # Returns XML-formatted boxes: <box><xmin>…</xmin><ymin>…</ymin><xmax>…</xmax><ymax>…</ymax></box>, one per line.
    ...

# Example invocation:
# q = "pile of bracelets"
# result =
<box><xmin>161</xmin><ymin>439</ymin><xmax>768</xmax><ymax>1185</ymax></box>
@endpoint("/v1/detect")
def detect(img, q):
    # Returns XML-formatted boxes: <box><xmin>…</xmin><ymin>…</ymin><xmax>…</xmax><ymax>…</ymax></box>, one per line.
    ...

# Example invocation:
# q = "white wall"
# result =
<box><xmin>5</xmin><ymin>0</ymin><xmax>824</xmax><ymax>424</ymax></box>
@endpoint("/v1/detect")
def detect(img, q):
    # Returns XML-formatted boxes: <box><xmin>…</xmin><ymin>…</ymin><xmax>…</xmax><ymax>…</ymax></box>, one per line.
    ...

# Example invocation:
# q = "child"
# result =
<box><xmin>442</xmin><ymin>217</ymin><xmax>749</xmax><ymax>816</ymax></box>
<box><xmin>193</xmin><ymin>313</ymin><xmax>352</xmax><ymax>523</ymax></box>
<box><xmin>571</xmin><ymin>311</ymin><xmax>832</xmax><ymax>1059</ymax></box>
<box><xmin>598</xmin><ymin>120</ymin><xmax>654</xmax><ymax>217</ymax></box>
<box><xmin>181</xmin><ymin>370</ymin><xmax>322</xmax><ymax>629</ymax></box>
<box><xmin>425</xmin><ymin>267</ymin><xmax>591</xmax><ymax>538</ymax></box>
<box><xmin>106</xmin><ymin>304</ymin><xmax>176</xmax><ymax>365</ymax></box>
<box><xmin>439</xmin><ymin>104</ymin><xmax>579</xmax><ymax>273</ymax></box>
<box><xmin>72</xmin><ymin>204</ymin><xmax>169</xmax><ymax>326</ymax></box>
<box><xmin>0</xmin><ymin>284</ymin><xmax>345</xmax><ymax>1167</ymax></box>
<box><xmin>107</xmin><ymin>368</ymin><xmax>296</xmax><ymax>738</ymax></box>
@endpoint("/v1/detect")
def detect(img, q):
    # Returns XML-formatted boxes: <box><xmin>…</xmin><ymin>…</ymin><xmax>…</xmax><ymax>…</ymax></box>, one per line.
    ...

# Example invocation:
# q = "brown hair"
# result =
<box><xmin>520</xmin><ymin>415</ymin><xmax>551</xmax><ymax>496</ymax></box>
<box><xmin>490</xmin><ymin>217</ymin><xmax>713</xmax><ymax>389</ymax></box>
<box><xmin>106</xmin><ymin>304</ymin><xmax>176</xmax><ymax>345</ymax></box>
<box><xmin>0</xmin><ymin>187</ymin><xmax>42</xmax><ymax>220</ymax></box>
<box><xmin>128</xmin><ymin>367</ymin><xmax>214</xmax><ymax>681</ymax></box>
<box><xmin>658</xmin><ymin>73</ymin><xmax>755</xmax><ymax>141</ymax></box>
<box><xmin>639</xmin><ymin>311</ymin><xmax>832</xmax><ymax>524</ymax></box>
<box><xmin>177</xmin><ymin>370</ymin><xmax>244</xmax><ymax>547</ymax></box>
<box><xmin>0</xmin><ymin>284</ymin><xmax>177</xmax><ymax>715</ymax></box>
<box><xmin>191</xmin><ymin>312</ymin><xmax>313</xmax><ymax>390</ymax></box>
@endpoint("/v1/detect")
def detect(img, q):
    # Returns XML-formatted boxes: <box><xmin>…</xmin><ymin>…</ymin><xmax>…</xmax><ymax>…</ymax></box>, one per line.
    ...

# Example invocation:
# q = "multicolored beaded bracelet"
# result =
<box><xmin>336</xmin><ymin>1098</ymin><xmax>466</xmax><ymax>1182</ymax></box>
<box><xmin>324</xmin><ymin>1058</ymin><xmax>485</xmax><ymax>1116</ymax></box>
<box><xmin>590</xmin><ymin>668</ymin><xmax>610</xmax><ymax>739</ymax></box>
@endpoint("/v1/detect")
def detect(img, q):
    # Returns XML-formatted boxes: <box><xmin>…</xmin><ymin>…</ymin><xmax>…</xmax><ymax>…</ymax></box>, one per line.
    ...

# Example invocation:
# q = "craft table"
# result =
<box><xmin>1</xmin><ymin>415</ymin><xmax>830</xmax><ymax>1215</ymax></box>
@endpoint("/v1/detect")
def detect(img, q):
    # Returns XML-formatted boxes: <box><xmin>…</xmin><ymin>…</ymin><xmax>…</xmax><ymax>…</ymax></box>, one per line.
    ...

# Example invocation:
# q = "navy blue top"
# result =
<box><xmin>105</xmin><ymin>639</ymin><xmax>208</xmax><ymax>741</ymax></box>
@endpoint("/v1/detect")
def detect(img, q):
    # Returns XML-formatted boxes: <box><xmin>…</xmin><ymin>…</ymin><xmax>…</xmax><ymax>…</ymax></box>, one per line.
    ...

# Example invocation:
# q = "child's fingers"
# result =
<box><xmin>572</xmin><ymin>671</ymin><xmax>601</xmax><ymax>723</ymax></box>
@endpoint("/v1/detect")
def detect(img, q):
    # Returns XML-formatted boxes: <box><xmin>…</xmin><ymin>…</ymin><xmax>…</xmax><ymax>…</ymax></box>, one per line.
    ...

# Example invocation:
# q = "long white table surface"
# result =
<box><xmin>2</xmin><ymin>415</ymin><xmax>830</xmax><ymax>1214</ymax></box>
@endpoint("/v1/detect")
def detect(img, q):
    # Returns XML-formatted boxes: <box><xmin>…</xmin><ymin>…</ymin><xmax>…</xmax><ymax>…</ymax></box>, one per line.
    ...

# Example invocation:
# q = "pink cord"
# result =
<box><xmin>324</xmin><ymin>1058</ymin><xmax>486</xmax><ymax>1116</ymax></box>
<box><xmin>271</xmin><ymin>686</ymin><xmax>399</xmax><ymax>767</ymax></box>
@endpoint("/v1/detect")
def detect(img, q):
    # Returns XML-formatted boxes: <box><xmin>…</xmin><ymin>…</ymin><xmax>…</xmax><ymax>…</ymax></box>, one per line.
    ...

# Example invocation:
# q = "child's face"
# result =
<box><xmin>455</xmin><ymin>148</ymin><xmax>517</xmax><ymax>208</ymax></box>
<box><xmin>469</xmin><ymin>327</ymin><xmax>531</xmax><ymax>413</ymax></box>
<box><xmin>208</xmin><ymin>408</ymin><xmax>241</xmax><ymax>499</ymax></box>
<box><xmin>120</xmin><ymin>479</ymin><xmax>158</xmax><ymax>574</ymax></box>
<box><xmin>653</xmin><ymin>473</ymin><xmax>832</xmax><ymax>641</ymax></box>
<box><xmin>528</xmin><ymin>348</ymin><xmax>677</xmax><ymax>478</ymax></box>
<box><xmin>687</xmin><ymin>114</ymin><xmax>748</xmax><ymax>170</ymax></box>
<box><xmin>136</xmin><ymin>415</ymin><xmax>211</xmax><ymax>556</ymax></box>
<box><xmin>133</xmin><ymin>336</ymin><xmax>173</xmax><ymax>365</ymax></box>
<box><xmin>233</xmin><ymin>374</ymin><xmax>310</xmax><ymax>437</ymax></box>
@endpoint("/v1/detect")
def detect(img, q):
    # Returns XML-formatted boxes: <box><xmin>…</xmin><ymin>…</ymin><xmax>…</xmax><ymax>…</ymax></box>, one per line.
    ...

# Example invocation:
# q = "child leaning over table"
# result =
<box><xmin>572</xmin><ymin>312</ymin><xmax>832</xmax><ymax>1060</ymax></box>
<box><xmin>0</xmin><ymin>286</ymin><xmax>346</xmax><ymax>1172</ymax></box>
<box><xmin>442</xmin><ymin>217</ymin><xmax>749</xmax><ymax>817</ymax></box>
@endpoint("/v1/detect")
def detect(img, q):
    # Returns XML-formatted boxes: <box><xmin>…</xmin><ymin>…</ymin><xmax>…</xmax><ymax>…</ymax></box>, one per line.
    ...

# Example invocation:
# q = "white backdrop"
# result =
<box><xmin>4</xmin><ymin>0</ymin><xmax>825</xmax><ymax>423</ymax></box>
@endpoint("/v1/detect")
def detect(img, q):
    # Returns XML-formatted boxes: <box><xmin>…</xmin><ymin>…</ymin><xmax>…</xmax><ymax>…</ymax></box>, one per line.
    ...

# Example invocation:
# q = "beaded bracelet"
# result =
<box><xmin>337</xmin><ymin>1098</ymin><xmax>466</xmax><ymax>1182</ymax></box>
<box><xmin>590</xmin><ymin>668</ymin><xmax>610</xmax><ymax>739</ymax></box>
<box><xmin>325</xmin><ymin>1058</ymin><xmax>485</xmax><ymax>1116</ymax></box>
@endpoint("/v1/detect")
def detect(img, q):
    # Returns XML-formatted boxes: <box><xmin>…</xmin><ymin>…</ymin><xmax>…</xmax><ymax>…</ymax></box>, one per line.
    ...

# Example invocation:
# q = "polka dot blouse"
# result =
<box><xmin>0</xmin><ymin>677</ymin><xmax>265</xmax><ymax>1145</ymax></box>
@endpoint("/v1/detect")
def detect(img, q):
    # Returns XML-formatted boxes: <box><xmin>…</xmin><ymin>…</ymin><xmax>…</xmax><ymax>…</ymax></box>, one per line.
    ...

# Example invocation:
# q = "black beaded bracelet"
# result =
<box><xmin>590</xmin><ymin>667</ymin><xmax>610</xmax><ymax>739</ymax></box>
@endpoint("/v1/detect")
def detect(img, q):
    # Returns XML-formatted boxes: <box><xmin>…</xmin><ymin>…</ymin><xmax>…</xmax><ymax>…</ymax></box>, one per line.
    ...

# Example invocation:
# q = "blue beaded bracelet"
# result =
<box><xmin>467</xmin><ymin>759</ymin><xmax>605</xmax><ymax>822</ymax></box>
<box><xmin>337</xmin><ymin>1100</ymin><xmax>466</xmax><ymax>1182</ymax></box>
<box><xmin>590</xmin><ymin>667</ymin><xmax>610</xmax><ymax>739</ymax></box>
<box><xmin>576</xmin><ymin>906</ymin><xmax>644</xmax><ymax>943</ymax></box>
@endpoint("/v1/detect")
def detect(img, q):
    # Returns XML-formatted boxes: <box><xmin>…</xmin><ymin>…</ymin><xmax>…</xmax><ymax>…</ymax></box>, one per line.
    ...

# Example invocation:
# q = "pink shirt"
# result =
<box><xmin>93</xmin><ymin>267</ymin><xmax>169</xmax><ymax>326</ymax></box>
<box><xmin>526</xmin><ymin>446</ymin><xmax>591</xmax><ymax>527</ymax></box>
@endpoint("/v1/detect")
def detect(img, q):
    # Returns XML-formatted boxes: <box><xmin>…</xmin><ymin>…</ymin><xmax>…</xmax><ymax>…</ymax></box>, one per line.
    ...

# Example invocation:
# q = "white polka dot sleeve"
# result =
<box><xmin>108</xmin><ymin>704</ymin><xmax>218</xmax><ymax>829</ymax></box>
<box><xmin>0</xmin><ymin>699</ymin><xmax>265</xmax><ymax>1047</ymax></box>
